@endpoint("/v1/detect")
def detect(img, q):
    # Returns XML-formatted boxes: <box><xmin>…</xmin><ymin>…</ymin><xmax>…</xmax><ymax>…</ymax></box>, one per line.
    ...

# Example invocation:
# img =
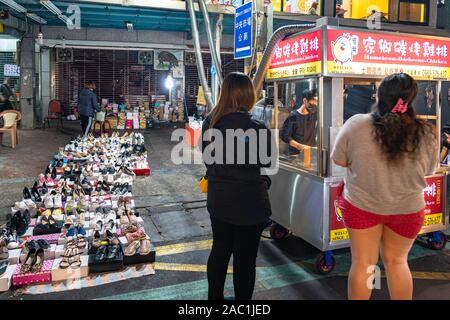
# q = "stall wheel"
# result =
<box><xmin>427</xmin><ymin>232</ymin><xmax>447</xmax><ymax>250</ymax></box>
<box><xmin>315</xmin><ymin>252</ymin><xmax>335</xmax><ymax>275</ymax></box>
<box><xmin>269</xmin><ymin>223</ymin><xmax>289</xmax><ymax>240</ymax></box>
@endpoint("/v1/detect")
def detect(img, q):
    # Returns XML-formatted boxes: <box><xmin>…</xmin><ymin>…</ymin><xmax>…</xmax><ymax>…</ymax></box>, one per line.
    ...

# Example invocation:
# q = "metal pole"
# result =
<box><xmin>213</xmin><ymin>14</ymin><xmax>223</xmax><ymax>103</ymax></box>
<box><xmin>186</xmin><ymin>0</ymin><xmax>215</xmax><ymax>111</ymax></box>
<box><xmin>198</xmin><ymin>0</ymin><xmax>223</xmax><ymax>86</ymax></box>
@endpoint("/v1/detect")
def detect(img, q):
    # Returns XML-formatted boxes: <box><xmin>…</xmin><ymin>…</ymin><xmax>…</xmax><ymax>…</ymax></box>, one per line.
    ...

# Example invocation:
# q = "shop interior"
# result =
<box><xmin>272</xmin><ymin>0</ymin><xmax>429</xmax><ymax>26</ymax></box>
<box><xmin>0</xmin><ymin>36</ymin><xmax>19</xmax><ymax>110</ymax></box>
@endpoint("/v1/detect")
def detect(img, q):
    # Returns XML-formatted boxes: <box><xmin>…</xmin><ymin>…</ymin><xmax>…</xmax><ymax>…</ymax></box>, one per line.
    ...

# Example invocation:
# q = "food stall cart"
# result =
<box><xmin>261</xmin><ymin>23</ymin><xmax>450</xmax><ymax>274</ymax></box>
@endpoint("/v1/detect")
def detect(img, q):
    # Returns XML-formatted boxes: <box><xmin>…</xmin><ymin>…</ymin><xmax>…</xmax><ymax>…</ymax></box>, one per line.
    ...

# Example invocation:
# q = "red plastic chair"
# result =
<box><xmin>44</xmin><ymin>99</ymin><xmax>63</xmax><ymax>129</ymax></box>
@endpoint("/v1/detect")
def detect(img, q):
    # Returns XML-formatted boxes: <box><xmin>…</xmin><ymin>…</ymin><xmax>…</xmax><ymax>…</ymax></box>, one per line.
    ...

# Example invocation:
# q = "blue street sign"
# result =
<box><xmin>234</xmin><ymin>1</ymin><xmax>252</xmax><ymax>59</ymax></box>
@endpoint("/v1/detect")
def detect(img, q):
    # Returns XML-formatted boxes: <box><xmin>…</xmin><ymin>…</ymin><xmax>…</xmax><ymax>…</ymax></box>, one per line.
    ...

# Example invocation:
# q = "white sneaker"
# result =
<box><xmin>23</xmin><ymin>199</ymin><xmax>37</xmax><ymax>217</ymax></box>
<box><xmin>44</xmin><ymin>194</ymin><xmax>54</xmax><ymax>209</ymax></box>
<box><xmin>54</xmin><ymin>194</ymin><xmax>63</xmax><ymax>208</ymax></box>
<box><xmin>11</xmin><ymin>202</ymin><xmax>21</xmax><ymax>213</ymax></box>
<box><xmin>6</xmin><ymin>234</ymin><xmax>18</xmax><ymax>249</ymax></box>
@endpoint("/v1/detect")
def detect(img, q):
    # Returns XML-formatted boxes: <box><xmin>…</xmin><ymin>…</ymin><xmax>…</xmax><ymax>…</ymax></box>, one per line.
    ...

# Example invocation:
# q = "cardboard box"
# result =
<box><xmin>119</xmin><ymin>237</ymin><xmax>128</xmax><ymax>246</ymax></box>
<box><xmin>51</xmin><ymin>256</ymin><xmax>89</xmax><ymax>282</ymax></box>
<box><xmin>88</xmin><ymin>245</ymin><xmax>124</xmax><ymax>274</ymax></box>
<box><xmin>28</xmin><ymin>233</ymin><xmax>61</xmax><ymax>245</ymax></box>
<box><xmin>8</xmin><ymin>249</ymin><xmax>20</xmax><ymax>265</ymax></box>
<box><xmin>12</xmin><ymin>259</ymin><xmax>53</xmax><ymax>286</ymax></box>
<box><xmin>23</xmin><ymin>227</ymin><xmax>33</xmax><ymax>237</ymax></box>
<box><xmin>20</xmin><ymin>244</ymin><xmax>57</xmax><ymax>263</ymax></box>
<box><xmin>0</xmin><ymin>264</ymin><xmax>17</xmax><ymax>292</ymax></box>
<box><xmin>133</xmin><ymin>168</ymin><xmax>151</xmax><ymax>176</ymax></box>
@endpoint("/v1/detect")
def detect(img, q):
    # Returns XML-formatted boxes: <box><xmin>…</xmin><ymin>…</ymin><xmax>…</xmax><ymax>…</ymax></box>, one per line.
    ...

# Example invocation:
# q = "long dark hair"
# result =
<box><xmin>209</xmin><ymin>72</ymin><xmax>256</xmax><ymax>128</ymax></box>
<box><xmin>372</xmin><ymin>73</ymin><xmax>435</xmax><ymax>163</ymax></box>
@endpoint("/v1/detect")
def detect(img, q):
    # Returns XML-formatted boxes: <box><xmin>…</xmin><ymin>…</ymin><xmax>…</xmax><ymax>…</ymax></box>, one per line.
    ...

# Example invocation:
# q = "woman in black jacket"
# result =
<box><xmin>201</xmin><ymin>72</ymin><xmax>272</xmax><ymax>300</ymax></box>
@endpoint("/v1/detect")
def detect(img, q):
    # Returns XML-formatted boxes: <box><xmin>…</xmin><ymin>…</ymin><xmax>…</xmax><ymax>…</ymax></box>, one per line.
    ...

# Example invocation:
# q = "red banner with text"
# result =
<box><xmin>267</xmin><ymin>30</ymin><xmax>322</xmax><ymax>80</ymax></box>
<box><xmin>327</xmin><ymin>28</ymin><xmax>450</xmax><ymax>80</ymax></box>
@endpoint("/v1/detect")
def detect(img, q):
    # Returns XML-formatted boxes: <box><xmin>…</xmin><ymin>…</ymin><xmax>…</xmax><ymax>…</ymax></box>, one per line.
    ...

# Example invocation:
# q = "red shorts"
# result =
<box><xmin>337</xmin><ymin>186</ymin><xmax>424</xmax><ymax>239</ymax></box>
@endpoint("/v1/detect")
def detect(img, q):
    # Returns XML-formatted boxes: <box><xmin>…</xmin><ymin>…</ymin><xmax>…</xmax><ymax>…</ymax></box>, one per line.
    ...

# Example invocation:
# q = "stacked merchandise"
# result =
<box><xmin>139</xmin><ymin>113</ymin><xmax>147</xmax><ymax>129</ymax></box>
<box><xmin>151</xmin><ymin>95</ymin><xmax>167</xmax><ymax>121</ymax></box>
<box><xmin>132</xmin><ymin>108</ymin><xmax>140</xmax><ymax>129</ymax></box>
<box><xmin>0</xmin><ymin>132</ymin><xmax>154</xmax><ymax>291</ymax></box>
<box><xmin>117</xmin><ymin>112</ymin><xmax>126</xmax><ymax>130</ymax></box>
<box><xmin>125</xmin><ymin>112</ymin><xmax>133</xmax><ymax>129</ymax></box>
<box><xmin>169</xmin><ymin>102</ymin><xmax>185</xmax><ymax>123</ymax></box>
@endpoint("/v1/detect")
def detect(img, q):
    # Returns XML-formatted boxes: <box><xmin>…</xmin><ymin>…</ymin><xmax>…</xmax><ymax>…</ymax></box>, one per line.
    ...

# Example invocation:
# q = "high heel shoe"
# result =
<box><xmin>31</xmin><ymin>186</ymin><xmax>42</xmax><ymax>202</ymax></box>
<box><xmin>22</xmin><ymin>187</ymin><xmax>32</xmax><ymax>200</ymax></box>
<box><xmin>31</xmin><ymin>248</ymin><xmax>45</xmax><ymax>272</ymax></box>
<box><xmin>51</xmin><ymin>167</ymin><xmax>57</xmax><ymax>179</ymax></box>
<box><xmin>21</xmin><ymin>248</ymin><xmax>37</xmax><ymax>273</ymax></box>
<box><xmin>48</xmin><ymin>214</ymin><xmax>57</xmax><ymax>228</ymax></box>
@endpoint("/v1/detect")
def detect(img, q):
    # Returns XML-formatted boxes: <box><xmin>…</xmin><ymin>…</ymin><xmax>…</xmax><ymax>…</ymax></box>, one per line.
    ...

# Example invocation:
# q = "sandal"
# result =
<box><xmin>71</xmin><ymin>250</ymin><xmax>81</xmax><ymax>268</ymax></box>
<box><xmin>66</xmin><ymin>236</ymin><xmax>76</xmax><ymax>249</ymax></box>
<box><xmin>76</xmin><ymin>235</ymin><xmax>87</xmax><ymax>249</ymax></box>
<box><xmin>124</xmin><ymin>240</ymin><xmax>140</xmax><ymax>256</ymax></box>
<box><xmin>92</xmin><ymin>230</ymin><xmax>102</xmax><ymax>248</ymax></box>
<box><xmin>119</xmin><ymin>211</ymin><xmax>130</xmax><ymax>225</ymax></box>
<box><xmin>59</xmin><ymin>248</ymin><xmax>72</xmax><ymax>269</ymax></box>
<box><xmin>139</xmin><ymin>235</ymin><xmax>151</xmax><ymax>256</ymax></box>
<box><xmin>127</xmin><ymin>210</ymin><xmax>138</xmax><ymax>224</ymax></box>
<box><xmin>106</xmin><ymin>230</ymin><xmax>119</xmax><ymax>245</ymax></box>
<box><xmin>123</xmin><ymin>223</ymin><xmax>139</xmax><ymax>234</ymax></box>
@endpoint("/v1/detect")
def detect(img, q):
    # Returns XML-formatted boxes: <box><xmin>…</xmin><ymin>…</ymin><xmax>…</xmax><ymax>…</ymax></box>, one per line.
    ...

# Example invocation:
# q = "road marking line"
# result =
<box><xmin>154</xmin><ymin>262</ymin><xmax>233</xmax><ymax>273</ymax></box>
<box><xmin>155</xmin><ymin>239</ymin><xmax>213</xmax><ymax>256</ymax></box>
<box><xmin>155</xmin><ymin>237</ymin><xmax>269</xmax><ymax>257</ymax></box>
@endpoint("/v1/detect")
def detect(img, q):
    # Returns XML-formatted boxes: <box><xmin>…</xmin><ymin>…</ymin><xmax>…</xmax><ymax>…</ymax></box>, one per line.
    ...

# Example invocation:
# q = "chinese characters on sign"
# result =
<box><xmin>421</xmin><ymin>176</ymin><xmax>444</xmax><ymax>229</ymax></box>
<box><xmin>327</xmin><ymin>29</ymin><xmax>450</xmax><ymax>80</ymax></box>
<box><xmin>267</xmin><ymin>30</ymin><xmax>322</xmax><ymax>80</ymax></box>
<box><xmin>234</xmin><ymin>1</ymin><xmax>252</xmax><ymax>60</ymax></box>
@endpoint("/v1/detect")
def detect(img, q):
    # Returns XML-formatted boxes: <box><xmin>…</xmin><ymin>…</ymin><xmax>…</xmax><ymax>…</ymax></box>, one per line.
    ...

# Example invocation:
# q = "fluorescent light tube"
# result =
<box><xmin>40</xmin><ymin>0</ymin><xmax>62</xmax><ymax>16</ymax></box>
<box><xmin>27</xmin><ymin>13</ymin><xmax>47</xmax><ymax>24</ymax></box>
<box><xmin>0</xmin><ymin>0</ymin><xmax>27</xmax><ymax>13</ymax></box>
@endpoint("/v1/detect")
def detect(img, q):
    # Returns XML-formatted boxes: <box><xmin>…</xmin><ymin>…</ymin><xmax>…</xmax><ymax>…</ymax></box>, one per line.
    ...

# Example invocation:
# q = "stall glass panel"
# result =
<box><xmin>277</xmin><ymin>78</ymin><xmax>320</xmax><ymax>174</ymax></box>
<box><xmin>441</xmin><ymin>81</ymin><xmax>450</xmax><ymax>163</ymax></box>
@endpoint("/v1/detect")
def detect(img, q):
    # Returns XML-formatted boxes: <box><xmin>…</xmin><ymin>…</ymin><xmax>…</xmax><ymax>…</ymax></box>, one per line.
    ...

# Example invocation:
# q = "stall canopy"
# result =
<box><xmin>0</xmin><ymin>0</ymin><xmax>303</xmax><ymax>34</ymax></box>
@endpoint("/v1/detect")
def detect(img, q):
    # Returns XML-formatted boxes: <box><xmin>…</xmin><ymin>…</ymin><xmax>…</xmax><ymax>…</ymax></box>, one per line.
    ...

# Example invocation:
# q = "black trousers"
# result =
<box><xmin>80</xmin><ymin>115</ymin><xmax>93</xmax><ymax>137</ymax></box>
<box><xmin>207</xmin><ymin>216</ymin><xmax>265</xmax><ymax>300</ymax></box>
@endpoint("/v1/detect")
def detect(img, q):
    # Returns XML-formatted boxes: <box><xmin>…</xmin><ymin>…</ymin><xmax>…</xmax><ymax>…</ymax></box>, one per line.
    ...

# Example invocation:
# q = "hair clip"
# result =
<box><xmin>391</xmin><ymin>98</ymin><xmax>408</xmax><ymax>114</ymax></box>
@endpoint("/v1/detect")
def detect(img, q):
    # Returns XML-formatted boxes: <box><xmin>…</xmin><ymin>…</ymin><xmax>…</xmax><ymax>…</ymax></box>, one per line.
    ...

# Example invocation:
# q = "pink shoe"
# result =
<box><xmin>46</xmin><ymin>175</ymin><xmax>56</xmax><ymax>187</ymax></box>
<box><xmin>38</xmin><ymin>174</ymin><xmax>46</xmax><ymax>186</ymax></box>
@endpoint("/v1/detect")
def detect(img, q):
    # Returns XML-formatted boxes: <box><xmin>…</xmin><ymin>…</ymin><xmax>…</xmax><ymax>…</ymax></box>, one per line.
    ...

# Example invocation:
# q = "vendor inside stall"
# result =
<box><xmin>280</xmin><ymin>87</ymin><xmax>319</xmax><ymax>159</ymax></box>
